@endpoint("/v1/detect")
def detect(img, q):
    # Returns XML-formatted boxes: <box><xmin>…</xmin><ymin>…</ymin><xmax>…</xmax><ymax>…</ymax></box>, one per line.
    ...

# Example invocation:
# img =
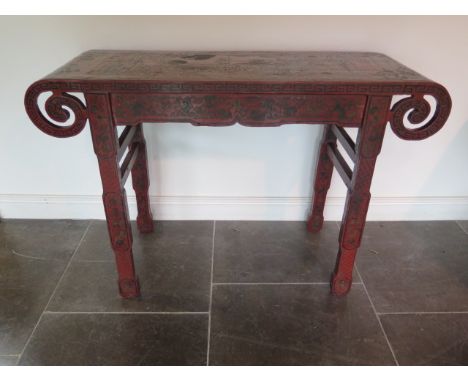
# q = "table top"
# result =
<box><xmin>45</xmin><ymin>50</ymin><xmax>428</xmax><ymax>83</ymax></box>
<box><xmin>25</xmin><ymin>50</ymin><xmax>451</xmax><ymax>141</ymax></box>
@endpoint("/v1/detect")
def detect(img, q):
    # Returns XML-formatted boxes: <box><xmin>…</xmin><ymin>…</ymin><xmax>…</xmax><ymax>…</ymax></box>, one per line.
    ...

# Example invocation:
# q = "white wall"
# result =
<box><xmin>1</xmin><ymin>16</ymin><xmax>467</xmax><ymax>220</ymax></box>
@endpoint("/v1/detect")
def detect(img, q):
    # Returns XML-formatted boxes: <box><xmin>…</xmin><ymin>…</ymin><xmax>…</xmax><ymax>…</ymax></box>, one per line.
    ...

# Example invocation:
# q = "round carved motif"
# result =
<box><xmin>389</xmin><ymin>85</ymin><xmax>451</xmax><ymax>141</ymax></box>
<box><xmin>24</xmin><ymin>82</ymin><xmax>87</xmax><ymax>138</ymax></box>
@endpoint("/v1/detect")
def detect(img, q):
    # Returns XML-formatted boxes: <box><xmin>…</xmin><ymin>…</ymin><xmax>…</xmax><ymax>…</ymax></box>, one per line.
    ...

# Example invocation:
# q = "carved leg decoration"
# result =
<box><xmin>307</xmin><ymin>124</ymin><xmax>337</xmax><ymax>233</ymax></box>
<box><xmin>86</xmin><ymin>94</ymin><xmax>140</xmax><ymax>298</ymax></box>
<box><xmin>332</xmin><ymin>96</ymin><xmax>391</xmax><ymax>296</ymax></box>
<box><xmin>131</xmin><ymin>123</ymin><xmax>154</xmax><ymax>233</ymax></box>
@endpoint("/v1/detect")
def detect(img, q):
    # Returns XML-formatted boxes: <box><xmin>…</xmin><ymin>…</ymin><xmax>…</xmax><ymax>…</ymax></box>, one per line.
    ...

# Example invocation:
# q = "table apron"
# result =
<box><xmin>110</xmin><ymin>93</ymin><xmax>367</xmax><ymax>127</ymax></box>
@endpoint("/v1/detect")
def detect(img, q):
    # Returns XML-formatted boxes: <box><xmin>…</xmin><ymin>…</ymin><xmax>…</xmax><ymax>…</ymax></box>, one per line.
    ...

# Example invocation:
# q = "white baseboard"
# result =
<box><xmin>0</xmin><ymin>194</ymin><xmax>467</xmax><ymax>221</ymax></box>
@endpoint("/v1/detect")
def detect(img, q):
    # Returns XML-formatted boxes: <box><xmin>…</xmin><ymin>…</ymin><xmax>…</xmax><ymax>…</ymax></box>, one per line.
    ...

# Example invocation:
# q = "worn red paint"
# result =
<box><xmin>24</xmin><ymin>51</ymin><xmax>452</xmax><ymax>298</ymax></box>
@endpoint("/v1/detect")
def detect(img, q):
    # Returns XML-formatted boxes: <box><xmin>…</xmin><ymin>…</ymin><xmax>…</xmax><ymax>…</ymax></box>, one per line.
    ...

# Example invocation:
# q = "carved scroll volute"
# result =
<box><xmin>24</xmin><ymin>81</ymin><xmax>88</xmax><ymax>138</ymax></box>
<box><xmin>389</xmin><ymin>84</ymin><xmax>451</xmax><ymax>140</ymax></box>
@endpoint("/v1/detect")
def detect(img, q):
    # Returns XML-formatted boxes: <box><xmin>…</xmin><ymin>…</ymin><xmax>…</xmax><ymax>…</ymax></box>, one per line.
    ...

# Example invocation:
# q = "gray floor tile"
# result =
<box><xmin>19</xmin><ymin>313</ymin><xmax>208</xmax><ymax>365</ymax></box>
<box><xmin>381</xmin><ymin>313</ymin><xmax>468</xmax><ymax>365</ymax></box>
<box><xmin>213</xmin><ymin>221</ymin><xmax>349</xmax><ymax>283</ymax></box>
<box><xmin>48</xmin><ymin>221</ymin><xmax>213</xmax><ymax>312</ymax></box>
<box><xmin>0</xmin><ymin>220</ymin><xmax>89</xmax><ymax>354</ymax></box>
<box><xmin>0</xmin><ymin>355</ymin><xmax>17</xmax><ymax>366</ymax></box>
<box><xmin>0</xmin><ymin>219</ymin><xmax>89</xmax><ymax>261</ymax></box>
<box><xmin>209</xmin><ymin>284</ymin><xmax>395</xmax><ymax>365</ymax></box>
<box><xmin>3</xmin><ymin>218</ymin><xmax>468</xmax><ymax>366</ymax></box>
<box><xmin>357</xmin><ymin>221</ymin><xmax>468</xmax><ymax>313</ymax></box>
<box><xmin>457</xmin><ymin>221</ymin><xmax>468</xmax><ymax>235</ymax></box>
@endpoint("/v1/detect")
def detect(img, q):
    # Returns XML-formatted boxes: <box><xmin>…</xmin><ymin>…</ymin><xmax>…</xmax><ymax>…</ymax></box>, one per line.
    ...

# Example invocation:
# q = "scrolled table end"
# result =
<box><xmin>389</xmin><ymin>83</ymin><xmax>452</xmax><ymax>141</ymax></box>
<box><xmin>24</xmin><ymin>81</ymin><xmax>88</xmax><ymax>138</ymax></box>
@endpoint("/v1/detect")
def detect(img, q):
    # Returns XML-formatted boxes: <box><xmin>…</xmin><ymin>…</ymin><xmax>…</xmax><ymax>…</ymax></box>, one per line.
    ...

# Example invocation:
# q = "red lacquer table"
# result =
<box><xmin>25</xmin><ymin>50</ymin><xmax>451</xmax><ymax>298</ymax></box>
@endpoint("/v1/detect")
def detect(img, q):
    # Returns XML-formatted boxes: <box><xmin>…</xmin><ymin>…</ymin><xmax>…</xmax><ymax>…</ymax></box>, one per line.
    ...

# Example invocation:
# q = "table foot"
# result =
<box><xmin>118</xmin><ymin>277</ymin><xmax>141</xmax><ymax>298</ymax></box>
<box><xmin>331</xmin><ymin>273</ymin><xmax>352</xmax><ymax>296</ymax></box>
<box><xmin>136</xmin><ymin>216</ymin><xmax>154</xmax><ymax>234</ymax></box>
<box><xmin>331</xmin><ymin>246</ymin><xmax>357</xmax><ymax>296</ymax></box>
<box><xmin>307</xmin><ymin>215</ymin><xmax>324</xmax><ymax>233</ymax></box>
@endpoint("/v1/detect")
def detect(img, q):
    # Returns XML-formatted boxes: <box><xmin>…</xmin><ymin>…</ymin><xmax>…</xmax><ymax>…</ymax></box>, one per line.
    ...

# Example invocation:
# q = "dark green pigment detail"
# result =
<box><xmin>333</xmin><ymin>103</ymin><xmax>347</xmax><ymax>120</ymax></box>
<box><xmin>180</xmin><ymin>97</ymin><xmax>193</xmax><ymax>114</ymax></box>
<box><xmin>182</xmin><ymin>54</ymin><xmax>216</xmax><ymax>60</ymax></box>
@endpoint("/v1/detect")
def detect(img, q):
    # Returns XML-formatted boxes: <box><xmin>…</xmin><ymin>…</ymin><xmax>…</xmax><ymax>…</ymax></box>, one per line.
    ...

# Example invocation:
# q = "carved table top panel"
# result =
<box><xmin>46</xmin><ymin>50</ymin><xmax>428</xmax><ymax>83</ymax></box>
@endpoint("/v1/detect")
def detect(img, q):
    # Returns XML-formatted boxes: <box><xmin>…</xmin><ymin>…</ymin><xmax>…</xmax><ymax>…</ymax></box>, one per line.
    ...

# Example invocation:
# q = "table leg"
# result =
<box><xmin>131</xmin><ymin>123</ymin><xmax>154</xmax><ymax>233</ymax></box>
<box><xmin>307</xmin><ymin>124</ymin><xmax>337</xmax><ymax>233</ymax></box>
<box><xmin>86</xmin><ymin>93</ymin><xmax>140</xmax><ymax>298</ymax></box>
<box><xmin>331</xmin><ymin>96</ymin><xmax>391</xmax><ymax>296</ymax></box>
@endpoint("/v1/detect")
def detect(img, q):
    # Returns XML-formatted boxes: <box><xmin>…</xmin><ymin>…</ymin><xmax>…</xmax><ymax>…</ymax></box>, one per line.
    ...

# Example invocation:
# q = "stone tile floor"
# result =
<box><xmin>0</xmin><ymin>219</ymin><xmax>468</xmax><ymax>365</ymax></box>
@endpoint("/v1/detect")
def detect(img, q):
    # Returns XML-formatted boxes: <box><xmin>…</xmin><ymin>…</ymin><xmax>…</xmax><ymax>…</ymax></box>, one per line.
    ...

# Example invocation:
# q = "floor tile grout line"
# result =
<box><xmin>212</xmin><ymin>282</ymin><xmax>362</xmax><ymax>285</ymax></box>
<box><xmin>42</xmin><ymin>220</ymin><xmax>93</xmax><ymax>312</ymax></box>
<box><xmin>206</xmin><ymin>220</ymin><xmax>216</xmax><ymax>366</ymax></box>
<box><xmin>336</xmin><ymin>218</ymin><xmax>398</xmax><ymax>364</ymax></box>
<box><xmin>355</xmin><ymin>265</ymin><xmax>400</xmax><ymax>366</ymax></box>
<box><xmin>16</xmin><ymin>220</ymin><xmax>92</xmax><ymax>365</ymax></box>
<box><xmin>42</xmin><ymin>311</ymin><xmax>209</xmax><ymax>315</ymax></box>
<box><xmin>455</xmin><ymin>221</ymin><xmax>468</xmax><ymax>235</ymax></box>
<box><xmin>378</xmin><ymin>311</ymin><xmax>468</xmax><ymax>315</ymax></box>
